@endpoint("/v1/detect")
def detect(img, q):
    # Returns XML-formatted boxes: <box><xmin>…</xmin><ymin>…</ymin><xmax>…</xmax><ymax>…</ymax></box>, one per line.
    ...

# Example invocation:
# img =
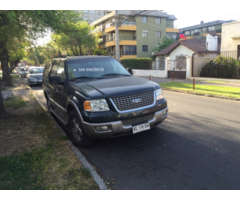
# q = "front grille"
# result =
<box><xmin>122</xmin><ymin>113</ymin><xmax>155</xmax><ymax>126</ymax></box>
<box><xmin>111</xmin><ymin>91</ymin><xmax>154</xmax><ymax>111</ymax></box>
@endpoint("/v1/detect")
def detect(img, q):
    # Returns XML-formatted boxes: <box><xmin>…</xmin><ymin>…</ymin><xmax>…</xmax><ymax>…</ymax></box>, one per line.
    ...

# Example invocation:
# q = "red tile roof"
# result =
<box><xmin>154</xmin><ymin>38</ymin><xmax>220</xmax><ymax>56</ymax></box>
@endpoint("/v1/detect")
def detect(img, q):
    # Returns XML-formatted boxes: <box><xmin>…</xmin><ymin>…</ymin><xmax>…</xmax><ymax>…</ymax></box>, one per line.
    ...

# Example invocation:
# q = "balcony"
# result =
<box><xmin>105</xmin><ymin>36</ymin><xmax>137</xmax><ymax>47</ymax></box>
<box><xmin>166</xmin><ymin>28</ymin><xmax>179</xmax><ymax>33</ymax></box>
<box><xmin>105</xmin><ymin>23</ymin><xmax>136</xmax><ymax>33</ymax></box>
<box><xmin>107</xmin><ymin>51</ymin><xmax>137</xmax><ymax>60</ymax></box>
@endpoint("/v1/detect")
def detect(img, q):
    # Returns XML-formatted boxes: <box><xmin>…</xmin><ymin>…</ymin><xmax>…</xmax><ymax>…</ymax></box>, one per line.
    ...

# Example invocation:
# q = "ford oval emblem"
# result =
<box><xmin>132</xmin><ymin>98</ymin><xmax>141</xmax><ymax>103</ymax></box>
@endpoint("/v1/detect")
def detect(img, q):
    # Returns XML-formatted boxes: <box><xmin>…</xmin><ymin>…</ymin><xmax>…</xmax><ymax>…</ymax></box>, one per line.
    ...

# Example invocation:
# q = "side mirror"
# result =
<box><xmin>128</xmin><ymin>68</ymin><xmax>133</xmax><ymax>75</ymax></box>
<box><xmin>49</xmin><ymin>76</ymin><xmax>64</xmax><ymax>85</ymax></box>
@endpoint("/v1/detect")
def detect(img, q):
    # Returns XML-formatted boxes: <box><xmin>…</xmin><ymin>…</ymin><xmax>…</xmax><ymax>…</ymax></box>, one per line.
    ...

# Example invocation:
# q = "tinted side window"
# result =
<box><xmin>43</xmin><ymin>61</ymin><xmax>51</xmax><ymax>83</ymax></box>
<box><xmin>49</xmin><ymin>60</ymin><xmax>60</xmax><ymax>77</ymax></box>
<box><xmin>57</xmin><ymin>61</ymin><xmax>65</xmax><ymax>81</ymax></box>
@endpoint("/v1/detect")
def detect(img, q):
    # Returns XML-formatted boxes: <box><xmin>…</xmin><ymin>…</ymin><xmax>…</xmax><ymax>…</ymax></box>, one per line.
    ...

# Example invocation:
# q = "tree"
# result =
<box><xmin>151</xmin><ymin>37</ymin><xmax>175</xmax><ymax>60</ymax></box>
<box><xmin>0</xmin><ymin>10</ymin><xmax>80</xmax><ymax>118</ymax></box>
<box><xmin>51</xmin><ymin>21</ymin><xmax>98</xmax><ymax>56</ymax></box>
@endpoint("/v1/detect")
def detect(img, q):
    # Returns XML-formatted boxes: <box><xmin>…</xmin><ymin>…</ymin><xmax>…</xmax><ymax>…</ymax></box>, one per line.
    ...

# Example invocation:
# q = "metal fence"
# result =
<box><xmin>106</xmin><ymin>36</ymin><xmax>136</xmax><ymax>42</ymax></box>
<box><xmin>107</xmin><ymin>51</ymin><xmax>137</xmax><ymax>56</ymax></box>
<box><xmin>195</xmin><ymin>51</ymin><xmax>240</xmax><ymax>79</ymax></box>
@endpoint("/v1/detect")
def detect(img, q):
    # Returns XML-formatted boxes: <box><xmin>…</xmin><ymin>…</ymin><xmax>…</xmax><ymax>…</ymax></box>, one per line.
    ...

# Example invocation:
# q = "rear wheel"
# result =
<box><xmin>68</xmin><ymin>110</ymin><xmax>94</xmax><ymax>147</ymax></box>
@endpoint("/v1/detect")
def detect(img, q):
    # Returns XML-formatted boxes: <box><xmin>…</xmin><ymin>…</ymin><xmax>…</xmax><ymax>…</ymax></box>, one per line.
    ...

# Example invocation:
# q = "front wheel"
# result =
<box><xmin>68</xmin><ymin>110</ymin><xmax>94</xmax><ymax>147</ymax></box>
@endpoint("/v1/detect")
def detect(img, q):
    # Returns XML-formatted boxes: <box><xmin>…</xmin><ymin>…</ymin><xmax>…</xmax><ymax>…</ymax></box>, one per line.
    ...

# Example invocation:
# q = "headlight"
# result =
<box><xmin>84</xmin><ymin>99</ymin><xmax>110</xmax><ymax>112</ymax></box>
<box><xmin>155</xmin><ymin>89</ymin><xmax>163</xmax><ymax>100</ymax></box>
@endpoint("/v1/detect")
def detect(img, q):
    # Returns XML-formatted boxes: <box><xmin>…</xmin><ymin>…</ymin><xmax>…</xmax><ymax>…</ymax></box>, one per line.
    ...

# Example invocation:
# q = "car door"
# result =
<box><xmin>48</xmin><ymin>60</ymin><xmax>60</xmax><ymax>107</ymax></box>
<box><xmin>54</xmin><ymin>60</ymin><xmax>67</xmax><ymax>117</ymax></box>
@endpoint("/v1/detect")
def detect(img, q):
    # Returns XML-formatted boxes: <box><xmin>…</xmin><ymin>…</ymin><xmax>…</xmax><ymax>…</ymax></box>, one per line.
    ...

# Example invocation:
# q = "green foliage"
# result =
<box><xmin>121</xmin><ymin>58</ymin><xmax>152</xmax><ymax>70</ymax></box>
<box><xmin>200</xmin><ymin>55</ymin><xmax>240</xmax><ymax>79</ymax></box>
<box><xmin>151</xmin><ymin>37</ymin><xmax>175</xmax><ymax>60</ymax></box>
<box><xmin>93</xmin><ymin>48</ymin><xmax>107</xmax><ymax>55</ymax></box>
<box><xmin>51</xmin><ymin>21</ymin><xmax>98</xmax><ymax>56</ymax></box>
<box><xmin>4</xmin><ymin>96</ymin><xmax>28</xmax><ymax>109</ymax></box>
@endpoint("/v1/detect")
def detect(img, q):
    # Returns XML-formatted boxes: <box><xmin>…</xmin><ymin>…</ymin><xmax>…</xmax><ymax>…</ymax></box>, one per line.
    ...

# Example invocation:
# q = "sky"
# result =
<box><xmin>37</xmin><ymin>9</ymin><xmax>240</xmax><ymax>46</ymax></box>
<box><xmin>167</xmin><ymin>10</ymin><xmax>240</xmax><ymax>29</ymax></box>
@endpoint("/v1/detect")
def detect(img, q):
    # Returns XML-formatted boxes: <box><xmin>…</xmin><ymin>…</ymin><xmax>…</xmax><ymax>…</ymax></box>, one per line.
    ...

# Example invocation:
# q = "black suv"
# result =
<box><xmin>43</xmin><ymin>56</ymin><xmax>168</xmax><ymax>147</ymax></box>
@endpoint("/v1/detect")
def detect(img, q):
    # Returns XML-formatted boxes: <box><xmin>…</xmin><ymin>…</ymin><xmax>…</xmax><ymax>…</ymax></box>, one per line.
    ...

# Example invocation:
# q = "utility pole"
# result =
<box><xmin>115</xmin><ymin>10</ymin><xmax>120</xmax><ymax>61</ymax></box>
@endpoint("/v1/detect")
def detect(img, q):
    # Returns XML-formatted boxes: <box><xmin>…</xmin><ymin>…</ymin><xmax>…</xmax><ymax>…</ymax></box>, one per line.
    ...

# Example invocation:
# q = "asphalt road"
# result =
<box><xmin>27</xmin><ymin>80</ymin><xmax>240</xmax><ymax>190</ymax></box>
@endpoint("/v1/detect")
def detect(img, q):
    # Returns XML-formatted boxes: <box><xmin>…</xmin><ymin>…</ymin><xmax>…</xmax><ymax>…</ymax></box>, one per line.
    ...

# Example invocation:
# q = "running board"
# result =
<box><xmin>50</xmin><ymin>108</ymin><xmax>68</xmax><ymax>125</ymax></box>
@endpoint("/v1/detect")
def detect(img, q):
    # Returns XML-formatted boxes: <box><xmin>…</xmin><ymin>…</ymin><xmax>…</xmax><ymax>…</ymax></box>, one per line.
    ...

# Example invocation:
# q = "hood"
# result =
<box><xmin>71</xmin><ymin>76</ymin><xmax>160</xmax><ymax>99</ymax></box>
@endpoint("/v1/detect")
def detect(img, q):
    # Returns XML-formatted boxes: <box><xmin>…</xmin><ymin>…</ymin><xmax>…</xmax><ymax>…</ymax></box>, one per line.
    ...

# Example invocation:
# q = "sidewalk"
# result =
<box><xmin>138</xmin><ymin>76</ymin><xmax>240</xmax><ymax>88</ymax></box>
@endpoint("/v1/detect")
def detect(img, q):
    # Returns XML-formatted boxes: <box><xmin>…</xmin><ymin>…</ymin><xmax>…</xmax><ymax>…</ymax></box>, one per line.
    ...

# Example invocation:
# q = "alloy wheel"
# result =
<box><xmin>71</xmin><ymin>118</ymin><xmax>83</xmax><ymax>141</ymax></box>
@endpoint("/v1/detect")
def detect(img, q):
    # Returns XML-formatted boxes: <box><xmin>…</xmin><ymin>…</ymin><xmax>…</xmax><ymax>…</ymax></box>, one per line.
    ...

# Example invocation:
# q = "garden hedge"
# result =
<box><xmin>121</xmin><ymin>58</ymin><xmax>152</xmax><ymax>70</ymax></box>
<box><xmin>200</xmin><ymin>55</ymin><xmax>240</xmax><ymax>79</ymax></box>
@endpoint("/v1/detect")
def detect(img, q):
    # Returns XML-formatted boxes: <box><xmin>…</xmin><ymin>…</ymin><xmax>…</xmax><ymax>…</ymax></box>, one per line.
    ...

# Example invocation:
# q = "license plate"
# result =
<box><xmin>132</xmin><ymin>123</ymin><xmax>150</xmax><ymax>134</ymax></box>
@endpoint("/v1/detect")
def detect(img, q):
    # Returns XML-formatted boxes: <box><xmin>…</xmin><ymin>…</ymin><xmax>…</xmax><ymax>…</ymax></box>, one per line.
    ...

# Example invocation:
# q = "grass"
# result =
<box><xmin>160</xmin><ymin>82</ymin><xmax>240</xmax><ymax>99</ymax></box>
<box><xmin>0</xmin><ymin>101</ymin><xmax>99</xmax><ymax>190</ymax></box>
<box><xmin>11</xmin><ymin>74</ymin><xmax>19</xmax><ymax>79</ymax></box>
<box><xmin>4</xmin><ymin>96</ymin><xmax>28</xmax><ymax>109</ymax></box>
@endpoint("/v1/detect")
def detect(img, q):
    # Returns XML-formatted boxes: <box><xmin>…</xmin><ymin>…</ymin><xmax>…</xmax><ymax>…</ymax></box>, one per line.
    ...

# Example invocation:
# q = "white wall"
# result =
<box><xmin>221</xmin><ymin>21</ymin><xmax>240</xmax><ymax>52</ymax></box>
<box><xmin>133</xmin><ymin>69</ymin><xmax>167</xmax><ymax>78</ymax></box>
<box><xmin>168</xmin><ymin>44</ymin><xmax>195</xmax><ymax>71</ymax></box>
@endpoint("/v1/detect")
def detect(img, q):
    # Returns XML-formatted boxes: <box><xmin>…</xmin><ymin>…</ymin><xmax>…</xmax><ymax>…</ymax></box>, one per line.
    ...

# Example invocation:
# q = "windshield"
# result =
<box><xmin>29</xmin><ymin>68</ymin><xmax>44</xmax><ymax>74</ymax></box>
<box><xmin>67</xmin><ymin>57</ymin><xmax>130</xmax><ymax>80</ymax></box>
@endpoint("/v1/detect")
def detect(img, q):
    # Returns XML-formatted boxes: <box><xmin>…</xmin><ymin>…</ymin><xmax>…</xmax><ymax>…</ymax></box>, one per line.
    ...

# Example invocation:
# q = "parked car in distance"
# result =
<box><xmin>27</xmin><ymin>67</ymin><xmax>44</xmax><ymax>86</ymax></box>
<box><xmin>42</xmin><ymin>56</ymin><xmax>168</xmax><ymax>147</ymax></box>
<box><xmin>20</xmin><ymin>67</ymin><xmax>29</xmax><ymax>78</ymax></box>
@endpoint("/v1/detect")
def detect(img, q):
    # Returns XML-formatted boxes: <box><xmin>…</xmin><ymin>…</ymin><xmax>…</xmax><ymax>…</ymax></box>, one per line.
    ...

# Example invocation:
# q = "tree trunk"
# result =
<box><xmin>0</xmin><ymin>77</ymin><xmax>8</xmax><ymax>118</ymax></box>
<box><xmin>79</xmin><ymin>45</ymin><xmax>83</xmax><ymax>55</ymax></box>
<box><xmin>0</xmin><ymin>42</ymin><xmax>11</xmax><ymax>86</ymax></box>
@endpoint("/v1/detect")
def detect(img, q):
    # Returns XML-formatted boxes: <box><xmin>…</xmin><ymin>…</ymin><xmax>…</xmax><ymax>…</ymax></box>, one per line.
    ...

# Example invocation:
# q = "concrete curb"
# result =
<box><xmin>25</xmin><ymin>80</ymin><xmax>108</xmax><ymax>190</ymax></box>
<box><xmin>162</xmin><ymin>88</ymin><xmax>240</xmax><ymax>101</ymax></box>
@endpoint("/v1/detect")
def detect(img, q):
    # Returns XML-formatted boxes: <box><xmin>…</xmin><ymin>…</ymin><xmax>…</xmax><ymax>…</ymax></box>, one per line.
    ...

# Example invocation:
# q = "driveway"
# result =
<box><xmin>25</xmin><ymin>79</ymin><xmax>240</xmax><ymax>190</ymax></box>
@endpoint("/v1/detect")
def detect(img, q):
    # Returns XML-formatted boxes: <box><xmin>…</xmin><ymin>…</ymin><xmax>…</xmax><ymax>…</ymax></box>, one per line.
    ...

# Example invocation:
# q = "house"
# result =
<box><xmin>90</xmin><ymin>10</ymin><xmax>178</xmax><ymax>60</ymax></box>
<box><xmin>221</xmin><ymin>21</ymin><xmax>240</xmax><ymax>61</ymax></box>
<box><xmin>179</xmin><ymin>20</ymin><xmax>235</xmax><ymax>40</ymax></box>
<box><xmin>150</xmin><ymin>34</ymin><xmax>221</xmax><ymax>79</ymax></box>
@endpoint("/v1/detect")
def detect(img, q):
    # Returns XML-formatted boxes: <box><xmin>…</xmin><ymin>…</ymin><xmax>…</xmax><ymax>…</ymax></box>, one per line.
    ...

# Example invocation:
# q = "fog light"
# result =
<box><xmin>162</xmin><ymin>110</ymin><xmax>168</xmax><ymax>116</ymax></box>
<box><xmin>95</xmin><ymin>126</ymin><xmax>109</xmax><ymax>131</ymax></box>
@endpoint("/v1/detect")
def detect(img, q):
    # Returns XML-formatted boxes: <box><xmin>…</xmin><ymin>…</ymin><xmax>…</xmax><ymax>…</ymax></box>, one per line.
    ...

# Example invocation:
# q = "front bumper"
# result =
<box><xmin>28</xmin><ymin>78</ymin><xmax>42</xmax><ymax>84</ymax></box>
<box><xmin>82</xmin><ymin>107</ymin><xmax>168</xmax><ymax>138</ymax></box>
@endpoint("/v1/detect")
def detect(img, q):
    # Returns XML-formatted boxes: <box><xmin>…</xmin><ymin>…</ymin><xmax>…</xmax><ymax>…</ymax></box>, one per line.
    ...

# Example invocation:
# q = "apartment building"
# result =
<box><xmin>91</xmin><ymin>10</ymin><xmax>178</xmax><ymax>59</ymax></box>
<box><xmin>179</xmin><ymin>20</ymin><xmax>235</xmax><ymax>40</ymax></box>
<box><xmin>78</xmin><ymin>10</ymin><xmax>113</xmax><ymax>24</ymax></box>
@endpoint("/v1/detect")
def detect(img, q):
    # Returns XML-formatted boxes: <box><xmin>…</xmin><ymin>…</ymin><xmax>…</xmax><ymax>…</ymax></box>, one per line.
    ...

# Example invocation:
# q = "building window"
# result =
<box><xmin>157</xmin><ymin>57</ymin><xmax>165</xmax><ymax>70</ymax></box>
<box><xmin>166</xmin><ymin>32</ymin><xmax>179</xmax><ymax>40</ymax></box>
<box><xmin>203</xmin><ymin>27</ymin><xmax>207</xmax><ymax>32</ymax></box>
<box><xmin>185</xmin><ymin>31</ymin><xmax>190</xmax><ymax>36</ymax></box>
<box><xmin>90</xmin><ymin>10</ymin><xmax>95</xmax><ymax>14</ymax></box>
<box><xmin>191</xmin><ymin>30</ymin><xmax>194</xmax><ymax>35</ymax></box>
<box><xmin>208</xmin><ymin>26</ymin><xmax>215</xmax><ymax>31</ymax></box>
<box><xmin>142</xmin><ymin>30</ymin><xmax>148</xmax><ymax>38</ymax></box>
<box><xmin>98</xmin><ymin>11</ymin><xmax>101</xmax><ymax>15</ymax></box>
<box><xmin>194</xmin><ymin>29</ymin><xmax>200</xmax><ymax>33</ymax></box>
<box><xmin>83</xmin><ymin>10</ymin><xmax>88</xmax><ymax>14</ymax></box>
<box><xmin>142</xmin><ymin>16</ymin><xmax>147</xmax><ymax>23</ymax></box>
<box><xmin>142</xmin><ymin>45</ymin><xmax>148</xmax><ymax>52</ymax></box>
<box><xmin>156</xmin><ymin>31</ymin><xmax>161</xmax><ymax>38</ymax></box>
<box><xmin>83</xmin><ymin>17</ymin><xmax>88</xmax><ymax>21</ymax></box>
<box><xmin>156</xmin><ymin>17</ymin><xmax>161</xmax><ymax>24</ymax></box>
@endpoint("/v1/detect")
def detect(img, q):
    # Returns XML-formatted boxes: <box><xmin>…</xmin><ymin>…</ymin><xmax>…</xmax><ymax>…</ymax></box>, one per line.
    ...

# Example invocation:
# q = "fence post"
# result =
<box><xmin>149</xmin><ymin>75</ymin><xmax>151</xmax><ymax>80</ymax></box>
<box><xmin>193</xmin><ymin>78</ymin><xmax>195</xmax><ymax>90</ymax></box>
<box><xmin>172</xmin><ymin>72</ymin><xmax>174</xmax><ymax>82</ymax></box>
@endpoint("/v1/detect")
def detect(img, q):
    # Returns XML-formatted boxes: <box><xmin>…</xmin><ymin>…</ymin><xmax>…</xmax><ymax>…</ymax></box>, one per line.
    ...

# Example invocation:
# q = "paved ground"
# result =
<box><xmin>139</xmin><ymin>76</ymin><xmax>240</xmax><ymax>88</ymax></box>
<box><xmin>23</xmin><ymin>77</ymin><xmax>240</xmax><ymax>190</ymax></box>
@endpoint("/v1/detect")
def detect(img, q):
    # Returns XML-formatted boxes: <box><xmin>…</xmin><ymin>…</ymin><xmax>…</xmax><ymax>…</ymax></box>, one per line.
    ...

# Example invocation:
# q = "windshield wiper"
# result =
<box><xmin>70</xmin><ymin>76</ymin><xmax>104</xmax><ymax>81</ymax></box>
<box><xmin>102</xmin><ymin>73</ymin><xmax>131</xmax><ymax>76</ymax></box>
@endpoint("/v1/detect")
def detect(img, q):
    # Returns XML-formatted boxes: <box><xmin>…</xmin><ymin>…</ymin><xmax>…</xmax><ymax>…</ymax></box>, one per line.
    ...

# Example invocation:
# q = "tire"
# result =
<box><xmin>68</xmin><ymin>110</ymin><xmax>94</xmax><ymax>147</ymax></box>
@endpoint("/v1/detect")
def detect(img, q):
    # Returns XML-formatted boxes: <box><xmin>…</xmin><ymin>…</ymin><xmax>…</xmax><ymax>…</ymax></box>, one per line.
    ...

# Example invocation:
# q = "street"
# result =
<box><xmin>28</xmin><ymin>80</ymin><xmax>240</xmax><ymax>190</ymax></box>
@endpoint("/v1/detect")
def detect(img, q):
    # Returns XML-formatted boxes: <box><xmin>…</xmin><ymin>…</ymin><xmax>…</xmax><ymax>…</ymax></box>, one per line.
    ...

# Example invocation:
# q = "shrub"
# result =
<box><xmin>200</xmin><ymin>55</ymin><xmax>240</xmax><ymax>79</ymax></box>
<box><xmin>121</xmin><ymin>58</ymin><xmax>152</xmax><ymax>70</ymax></box>
<box><xmin>93</xmin><ymin>49</ymin><xmax>107</xmax><ymax>56</ymax></box>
